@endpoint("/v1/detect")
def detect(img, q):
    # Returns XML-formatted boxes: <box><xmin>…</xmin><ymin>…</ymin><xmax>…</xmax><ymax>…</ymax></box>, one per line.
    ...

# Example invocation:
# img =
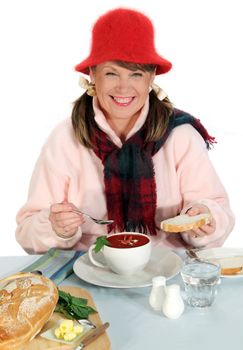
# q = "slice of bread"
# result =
<box><xmin>161</xmin><ymin>213</ymin><xmax>212</xmax><ymax>233</ymax></box>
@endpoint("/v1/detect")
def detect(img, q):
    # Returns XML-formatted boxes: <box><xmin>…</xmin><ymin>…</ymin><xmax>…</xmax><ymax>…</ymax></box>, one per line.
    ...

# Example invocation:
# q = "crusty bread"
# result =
<box><xmin>0</xmin><ymin>272</ymin><xmax>58</xmax><ymax>350</ymax></box>
<box><xmin>161</xmin><ymin>213</ymin><xmax>212</xmax><ymax>233</ymax></box>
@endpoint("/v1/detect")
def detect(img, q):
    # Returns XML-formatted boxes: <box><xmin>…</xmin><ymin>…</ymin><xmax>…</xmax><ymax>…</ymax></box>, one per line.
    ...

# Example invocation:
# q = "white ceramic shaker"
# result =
<box><xmin>149</xmin><ymin>276</ymin><xmax>166</xmax><ymax>311</ymax></box>
<box><xmin>162</xmin><ymin>284</ymin><xmax>184</xmax><ymax>319</ymax></box>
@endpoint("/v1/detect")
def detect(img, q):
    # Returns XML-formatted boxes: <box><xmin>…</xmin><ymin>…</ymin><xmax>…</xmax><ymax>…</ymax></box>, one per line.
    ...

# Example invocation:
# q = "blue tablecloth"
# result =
<box><xmin>1</xmin><ymin>252</ymin><xmax>243</xmax><ymax>350</ymax></box>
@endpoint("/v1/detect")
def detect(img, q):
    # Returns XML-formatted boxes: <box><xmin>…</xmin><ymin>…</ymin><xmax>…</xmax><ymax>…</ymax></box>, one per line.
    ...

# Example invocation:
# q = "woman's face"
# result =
<box><xmin>90</xmin><ymin>62</ymin><xmax>155</xmax><ymax>122</ymax></box>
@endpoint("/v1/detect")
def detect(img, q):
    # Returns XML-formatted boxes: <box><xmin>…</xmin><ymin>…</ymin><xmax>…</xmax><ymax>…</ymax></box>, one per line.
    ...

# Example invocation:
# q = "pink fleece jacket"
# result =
<box><xmin>16</xmin><ymin>98</ymin><xmax>235</xmax><ymax>253</ymax></box>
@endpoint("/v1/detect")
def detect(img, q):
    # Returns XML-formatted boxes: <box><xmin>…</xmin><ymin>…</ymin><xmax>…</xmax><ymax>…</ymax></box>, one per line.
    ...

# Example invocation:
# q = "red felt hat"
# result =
<box><xmin>75</xmin><ymin>8</ymin><xmax>172</xmax><ymax>75</ymax></box>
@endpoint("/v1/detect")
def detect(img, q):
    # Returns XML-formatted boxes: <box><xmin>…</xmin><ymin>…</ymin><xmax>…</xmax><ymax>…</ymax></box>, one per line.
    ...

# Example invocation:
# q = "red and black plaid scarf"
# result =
<box><xmin>92</xmin><ymin>108</ymin><xmax>215</xmax><ymax>235</ymax></box>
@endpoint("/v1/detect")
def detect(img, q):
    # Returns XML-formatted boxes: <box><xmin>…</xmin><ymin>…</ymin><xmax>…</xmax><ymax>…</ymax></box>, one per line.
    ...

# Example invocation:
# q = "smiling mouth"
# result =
<box><xmin>111</xmin><ymin>96</ymin><xmax>135</xmax><ymax>106</ymax></box>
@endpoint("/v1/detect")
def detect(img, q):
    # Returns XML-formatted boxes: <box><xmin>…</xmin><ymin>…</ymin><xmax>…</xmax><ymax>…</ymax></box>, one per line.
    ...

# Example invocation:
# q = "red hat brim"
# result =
<box><xmin>75</xmin><ymin>54</ymin><xmax>172</xmax><ymax>75</ymax></box>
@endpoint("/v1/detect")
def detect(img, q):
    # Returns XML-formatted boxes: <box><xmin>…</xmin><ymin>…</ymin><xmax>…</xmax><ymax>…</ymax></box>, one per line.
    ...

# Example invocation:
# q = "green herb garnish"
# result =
<box><xmin>94</xmin><ymin>235</ymin><xmax>111</xmax><ymax>253</ymax></box>
<box><xmin>55</xmin><ymin>290</ymin><xmax>97</xmax><ymax>320</ymax></box>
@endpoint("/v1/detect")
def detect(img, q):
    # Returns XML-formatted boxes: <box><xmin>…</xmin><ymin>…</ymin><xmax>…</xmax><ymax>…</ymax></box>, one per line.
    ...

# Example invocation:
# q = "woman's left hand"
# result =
<box><xmin>186</xmin><ymin>204</ymin><xmax>216</xmax><ymax>238</ymax></box>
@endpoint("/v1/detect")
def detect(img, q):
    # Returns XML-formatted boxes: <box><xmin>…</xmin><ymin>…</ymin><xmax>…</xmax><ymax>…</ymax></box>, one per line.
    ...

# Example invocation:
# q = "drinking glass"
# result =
<box><xmin>181</xmin><ymin>257</ymin><xmax>220</xmax><ymax>307</ymax></box>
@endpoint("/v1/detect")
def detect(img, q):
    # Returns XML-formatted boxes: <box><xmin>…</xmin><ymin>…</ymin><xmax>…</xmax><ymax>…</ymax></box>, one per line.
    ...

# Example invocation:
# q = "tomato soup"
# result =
<box><xmin>107</xmin><ymin>234</ymin><xmax>149</xmax><ymax>249</ymax></box>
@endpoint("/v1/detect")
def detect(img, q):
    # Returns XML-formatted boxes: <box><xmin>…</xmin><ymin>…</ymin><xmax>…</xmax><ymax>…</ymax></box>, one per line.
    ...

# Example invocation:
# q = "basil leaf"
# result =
<box><xmin>55</xmin><ymin>289</ymin><xmax>97</xmax><ymax>320</ymax></box>
<box><xmin>94</xmin><ymin>236</ymin><xmax>110</xmax><ymax>253</ymax></box>
<box><xmin>69</xmin><ymin>295</ymin><xmax>88</xmax><ymax>306</ymax></box>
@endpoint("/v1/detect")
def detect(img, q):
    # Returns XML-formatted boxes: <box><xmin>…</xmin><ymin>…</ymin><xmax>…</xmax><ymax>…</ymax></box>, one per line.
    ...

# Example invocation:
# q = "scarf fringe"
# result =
<box><xmin>173</xmin><ymin>111</ymin><xmax>217</xmax><ymax>150</ymax></box>
<box><xmin>109</xmin><ymin>222</ymin><xmax>157</xmax><ymax>236</ymax></box>
<box><xmin>206</xmin><ymin>137</ymin><xmax>217</xmax><ymax>150</ymax></box>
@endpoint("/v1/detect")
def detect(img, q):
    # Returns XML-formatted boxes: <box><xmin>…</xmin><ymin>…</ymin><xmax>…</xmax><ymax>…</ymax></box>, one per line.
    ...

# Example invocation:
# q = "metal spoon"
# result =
<box><xmin>72</xmin><ymin>209</ymin><xmax>114</xmax><ymax>225</ymax></box>
<box><xmin>78</xmin><ymin>318</ymin><xmax>96</xmax><ymax>329</ymax></box>
<box><xmin>185</xmin><ymin>248</ymin><xmax>202</xmax><ymax>261</ymax></box>
<box><xmin>64</xmin><ymin>308</ymin><xmax>96</xmax><ymax>329</ymax></box>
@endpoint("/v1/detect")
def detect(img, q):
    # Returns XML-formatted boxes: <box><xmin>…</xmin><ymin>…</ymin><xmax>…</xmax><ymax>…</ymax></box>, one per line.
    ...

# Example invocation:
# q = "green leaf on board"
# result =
<box><xmin>55</xmin><ymin>290</ymin><xmax>97</xmax><ymax>320</ymax></box>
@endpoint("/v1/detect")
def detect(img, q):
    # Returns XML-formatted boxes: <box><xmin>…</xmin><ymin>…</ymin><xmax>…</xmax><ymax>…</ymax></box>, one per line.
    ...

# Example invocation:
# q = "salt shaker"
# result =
<box><xmin>149</xmin><ymin>276</ymin><xmax>166</xmax><ymax>311</ymax></box>
<box><xmin>162</xmin><ymin>284</ymin><xmax>184</xmax><ymax>319</ymax></box>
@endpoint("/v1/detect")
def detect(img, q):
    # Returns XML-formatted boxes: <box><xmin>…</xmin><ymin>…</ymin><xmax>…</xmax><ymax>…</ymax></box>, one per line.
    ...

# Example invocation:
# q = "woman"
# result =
<box><xmin>16</xmin><ymin>8</ymin><xmax>234</xmax><ymax>253</ymax></box>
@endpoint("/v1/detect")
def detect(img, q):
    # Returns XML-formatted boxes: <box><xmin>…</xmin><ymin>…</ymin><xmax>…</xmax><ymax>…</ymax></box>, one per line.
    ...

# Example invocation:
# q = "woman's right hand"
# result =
<box><xmin>49</xmin><ymin>202</ymin><xmax>85</xmax><ymax>239</ymax></box>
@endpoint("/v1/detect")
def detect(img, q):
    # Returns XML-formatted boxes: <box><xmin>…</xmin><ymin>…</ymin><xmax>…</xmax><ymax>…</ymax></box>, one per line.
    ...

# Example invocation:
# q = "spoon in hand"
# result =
<box><xmin>72</xmin><ymin>209</ymin><xmax>114</xmax><ymax>225</ymax></box>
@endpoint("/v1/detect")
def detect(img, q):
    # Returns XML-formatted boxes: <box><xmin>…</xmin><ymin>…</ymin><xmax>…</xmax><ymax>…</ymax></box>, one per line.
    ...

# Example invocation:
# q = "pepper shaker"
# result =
<box><xmin>162</xmin><ymin>284</ymin><xmax>184</xmax><ymax>319</ymax></box>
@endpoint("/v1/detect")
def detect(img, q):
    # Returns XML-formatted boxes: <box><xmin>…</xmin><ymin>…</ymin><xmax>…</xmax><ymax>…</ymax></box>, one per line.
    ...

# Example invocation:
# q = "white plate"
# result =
<box><xmin>73</xmin><ymin>247</ymin><xmax>182</xmax><ymax>288</ymax></box>
<box><xmin>196</xmin><ymin>247</ymin><xmax>243</xmax><ymax>278</ymax></box>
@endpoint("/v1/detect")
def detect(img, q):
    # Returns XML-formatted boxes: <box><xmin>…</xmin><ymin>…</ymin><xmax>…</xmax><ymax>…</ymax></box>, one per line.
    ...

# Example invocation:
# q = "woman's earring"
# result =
<box><xmin>86</xmin><ymin>83</ymin><xmax>96</xmax><ymax>97</ymax></box>
<box><xmin>79</xmin><ymin>75</ymin><xmax>96</xmax><ymax>96</ymax></box>
<box><xmin>151</xmin><ymin>83</ymin><xmax>167</xmax><ymax>101</ymax></box>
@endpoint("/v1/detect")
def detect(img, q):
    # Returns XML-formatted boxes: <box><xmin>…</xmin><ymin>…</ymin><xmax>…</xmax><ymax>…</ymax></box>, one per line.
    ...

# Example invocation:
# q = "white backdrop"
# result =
<box><xmin>0</xmin><ymin>0</ymin><xmax>242</xmax><ymax>255</ymax></box>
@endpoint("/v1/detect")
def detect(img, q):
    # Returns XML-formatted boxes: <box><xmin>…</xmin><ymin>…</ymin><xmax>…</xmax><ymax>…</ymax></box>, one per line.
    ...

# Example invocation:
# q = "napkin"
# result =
<box><xmin>21</xmin><ymin>248</ymin><xmax>85</xmax><ymax>285</ymax></box>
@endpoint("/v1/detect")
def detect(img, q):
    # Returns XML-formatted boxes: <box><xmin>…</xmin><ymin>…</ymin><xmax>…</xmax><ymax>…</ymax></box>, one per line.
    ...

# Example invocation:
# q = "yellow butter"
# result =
<box><xmin>54</xmin><ymin>320</ymin><xmax>84</xmax><ymax>342</ymax></box>
<box><xmin>73</xmin><ymin>325</ymin><xmax>84</xmax><ymax>334</ymax></box>
<box><xmin>63</xmin><ymin>331</ymin><xmax>77</xmax><ymax>341</ymax></box>
<box><xmin>54</xmin><ymin>328</ymin><xmax>62</xmax><ymax>339</ymax></box>
<box><xmin>59</xmin><ymin>319</ymin><xmax>74</xmax><ymax>332</ymax></box>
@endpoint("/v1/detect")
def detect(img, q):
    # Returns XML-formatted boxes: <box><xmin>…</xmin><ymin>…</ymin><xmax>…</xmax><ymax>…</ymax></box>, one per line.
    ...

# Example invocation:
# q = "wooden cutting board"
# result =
<box><xmin>24</xmin><ymin>286</ymin><xmax>111</xmax><ymax>350</ymax></box>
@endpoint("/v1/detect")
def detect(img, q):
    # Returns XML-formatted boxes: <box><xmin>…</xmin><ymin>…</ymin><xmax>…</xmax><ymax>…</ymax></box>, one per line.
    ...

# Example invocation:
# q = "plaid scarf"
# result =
<box><xmin>92</xmin><ymin>108</ymin><xmax>215</xmax><ymax>235</ymax></box>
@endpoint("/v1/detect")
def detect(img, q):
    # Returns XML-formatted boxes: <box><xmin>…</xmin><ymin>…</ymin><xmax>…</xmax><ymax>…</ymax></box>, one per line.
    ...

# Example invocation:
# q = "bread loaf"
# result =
<box><xmin>0</xmin><ymin>272</ymin><xmax>58</xmax><ymax>350</ymax></box>
<box><xmin>161</xmin><ymin>213</ymin><xmax>212</xmax><ymax>233</ymax></box>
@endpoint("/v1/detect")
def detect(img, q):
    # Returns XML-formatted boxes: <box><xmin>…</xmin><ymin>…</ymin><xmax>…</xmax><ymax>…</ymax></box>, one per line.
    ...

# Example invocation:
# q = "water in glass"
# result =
<box><xmin>181</xmin><ymin>259</ymin><xmax>220</xmax><ymax>307</ymax></box>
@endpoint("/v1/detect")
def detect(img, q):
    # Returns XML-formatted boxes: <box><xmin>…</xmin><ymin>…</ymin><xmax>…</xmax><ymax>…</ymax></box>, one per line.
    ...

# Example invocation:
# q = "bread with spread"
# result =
<box><xmin>0</xmin><ymin>272</ymin><xmax>58</xmax><ymax>350</ymax></box>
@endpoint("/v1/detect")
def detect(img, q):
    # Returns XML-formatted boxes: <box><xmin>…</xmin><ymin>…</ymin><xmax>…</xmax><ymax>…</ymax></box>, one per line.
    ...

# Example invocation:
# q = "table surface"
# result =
<box><xmin>1</xmin><ymin>253</ymin><xmax>243</xmax><ymax>350</ymax></box>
